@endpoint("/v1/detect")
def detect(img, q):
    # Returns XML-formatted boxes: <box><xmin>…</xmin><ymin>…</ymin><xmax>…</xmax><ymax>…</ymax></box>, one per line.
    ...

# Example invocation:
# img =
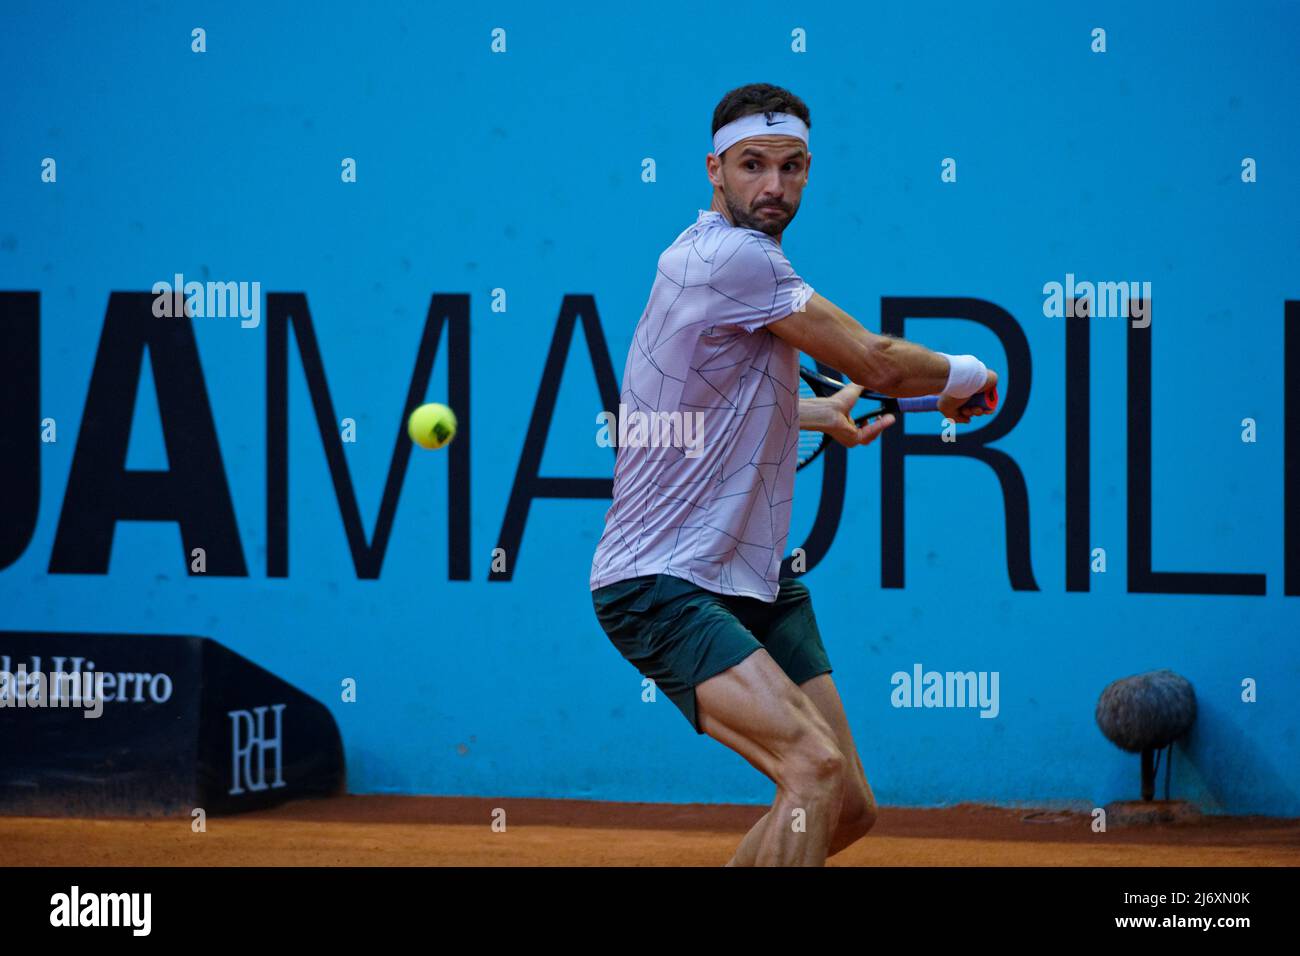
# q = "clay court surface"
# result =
<box><xmin>6</xmin><ymin>796</ymin><xmax>1299</xmax><ymax>866</ymax></box>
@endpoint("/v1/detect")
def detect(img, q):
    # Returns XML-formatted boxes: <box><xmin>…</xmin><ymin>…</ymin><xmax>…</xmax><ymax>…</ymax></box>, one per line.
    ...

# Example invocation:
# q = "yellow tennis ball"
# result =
<box><xmin>407</xmin><ymin>402</ymin><xmax>457</xmax><ymax>450</ymax></box>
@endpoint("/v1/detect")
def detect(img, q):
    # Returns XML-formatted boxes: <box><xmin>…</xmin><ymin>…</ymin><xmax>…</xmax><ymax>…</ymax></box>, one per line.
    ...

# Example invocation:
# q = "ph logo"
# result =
<box><xmin>228</xmin><ymin>704</ymin><xmax>287</xmax><ymax>795</ymax></box>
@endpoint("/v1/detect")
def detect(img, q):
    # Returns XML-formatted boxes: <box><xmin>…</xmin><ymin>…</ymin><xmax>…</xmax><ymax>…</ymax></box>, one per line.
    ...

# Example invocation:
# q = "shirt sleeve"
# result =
<box><xmin>707</xmin><ymin>234</ymin><xmax>815</xmax><ymax>333</ymax></box>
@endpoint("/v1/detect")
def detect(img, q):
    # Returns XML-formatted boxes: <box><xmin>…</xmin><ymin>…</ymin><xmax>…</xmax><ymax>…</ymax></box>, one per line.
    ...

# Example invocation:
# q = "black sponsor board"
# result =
<box><xmin>0</xmin><ymin>631</ymin><xmax>344</xmax><ymax>816</ymax></box>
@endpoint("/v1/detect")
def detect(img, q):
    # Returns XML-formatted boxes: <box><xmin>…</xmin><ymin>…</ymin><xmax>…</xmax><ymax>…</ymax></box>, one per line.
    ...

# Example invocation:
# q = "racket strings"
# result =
<box><xmin>796</xmin><ymin>377</ymin><xmax>828</xmax><ymax>467</ymax></box>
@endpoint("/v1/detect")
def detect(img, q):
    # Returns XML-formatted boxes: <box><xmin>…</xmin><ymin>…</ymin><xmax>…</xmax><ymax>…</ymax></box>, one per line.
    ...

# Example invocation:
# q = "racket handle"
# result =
<box><xmin>897</xmin><ymin>386</ymin><xmax>998</xmax><ymax>414</ymax></box>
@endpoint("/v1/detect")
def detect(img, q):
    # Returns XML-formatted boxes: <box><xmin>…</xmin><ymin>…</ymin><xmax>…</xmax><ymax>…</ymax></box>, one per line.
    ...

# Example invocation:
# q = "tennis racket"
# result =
<box><xmin>796</xmin><ymin>365</ymin><xmax>998</xmax><ymax>470</ymax></box>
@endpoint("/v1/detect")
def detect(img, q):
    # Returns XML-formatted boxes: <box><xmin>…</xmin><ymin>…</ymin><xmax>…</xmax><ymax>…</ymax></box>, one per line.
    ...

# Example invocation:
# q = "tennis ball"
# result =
<box><xmin>407</xmin><ymin>402</ymin><xmax>457</xmax><ymax>450</ymax></box>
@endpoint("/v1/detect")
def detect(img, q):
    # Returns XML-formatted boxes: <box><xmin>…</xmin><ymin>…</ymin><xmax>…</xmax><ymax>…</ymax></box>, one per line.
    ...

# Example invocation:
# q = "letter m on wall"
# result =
<box><xmin>266</xmin><ymin>293</ymin><xmax>470</xmax><ymax>579</ymax></box>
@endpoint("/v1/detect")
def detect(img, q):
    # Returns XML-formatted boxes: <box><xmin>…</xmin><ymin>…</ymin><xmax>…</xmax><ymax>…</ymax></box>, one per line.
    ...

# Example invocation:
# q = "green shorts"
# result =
<box><xmin>591</xmin><ymin>574</ymin><xmax>833</xmax><ymax>734</ymax></box>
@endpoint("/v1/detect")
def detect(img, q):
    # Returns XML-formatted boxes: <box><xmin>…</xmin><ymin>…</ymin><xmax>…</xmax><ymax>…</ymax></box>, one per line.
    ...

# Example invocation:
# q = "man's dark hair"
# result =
<box><xmin>711</xmin><ymin>83</ymin><xmax>811</xmax><ymax>141</ymax></box>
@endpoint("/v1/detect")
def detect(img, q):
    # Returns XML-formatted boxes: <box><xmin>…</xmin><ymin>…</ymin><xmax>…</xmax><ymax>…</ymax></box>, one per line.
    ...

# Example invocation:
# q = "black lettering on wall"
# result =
<box><xmin>267</xmin><ymin>293</ymin><xmax>470</xmax><ymax>580</ymax></box>
<box><xmin>1127</xmin><ymin>297</ymin><xmax>1264</xmax><ymax>595</ymax></box>
<box><xmin>880</xmin><ymin>297</ymin><xmax>1037</xmax><ymax>591</ymax></box>
<box><xmin>1065</xmin><ymin>300</ymin><xmax>1091</xmax><ymax>591</ymax></box>
<box><xmin>49</xmin><ymin>292</ymin><xmax>247</xmax><ymax>575</ymax></box>
<box><xmin>0</xmin><ymin>292</ymin><xmax>40</xmax><ymax>571</ymax></box>
<box><xmin>1288</xmin><ymin>301</ymin><xmax>1299</xmax><ymax>596</ymax></box>
<box><xmin>491</xmin><ymin>295</ymin><xmax>620</xmax><ymax>581</ymax></box>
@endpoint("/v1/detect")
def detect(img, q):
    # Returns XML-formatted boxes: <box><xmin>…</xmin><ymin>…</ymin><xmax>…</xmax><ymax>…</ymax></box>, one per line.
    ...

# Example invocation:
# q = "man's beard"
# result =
<box><xmin>725</xmin><ymin>191</ymin><xmax>795</xmax><ymax>236</ymax></box>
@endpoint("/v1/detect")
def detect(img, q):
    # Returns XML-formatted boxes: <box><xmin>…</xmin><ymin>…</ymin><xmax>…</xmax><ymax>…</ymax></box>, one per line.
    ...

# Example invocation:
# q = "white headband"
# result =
<box><xmin>712</xmin><ymin>111</ymin><xmax>809</xmax><ymax>157</ymax></box>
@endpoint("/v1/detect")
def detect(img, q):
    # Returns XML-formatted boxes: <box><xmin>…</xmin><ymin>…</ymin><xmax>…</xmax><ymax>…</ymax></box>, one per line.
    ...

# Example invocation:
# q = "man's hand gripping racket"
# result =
<box><xmin>797</xmin><ymin>365</ymin><xmax>999</xmax><ymax>470</ymax></box>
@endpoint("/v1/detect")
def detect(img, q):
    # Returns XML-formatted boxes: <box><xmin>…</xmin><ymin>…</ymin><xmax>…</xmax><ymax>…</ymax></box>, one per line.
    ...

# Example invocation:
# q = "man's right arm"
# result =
<box><xmin>767</xmin><ymin>292</ymin><xmax>998</xmax><ymax>421</ymax></box>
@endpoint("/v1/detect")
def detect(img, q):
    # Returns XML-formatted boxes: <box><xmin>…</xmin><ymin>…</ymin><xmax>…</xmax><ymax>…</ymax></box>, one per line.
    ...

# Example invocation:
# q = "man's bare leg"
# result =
<box><xmin>722</xmin><ymin>809</ymin><xmax>773</xmax><ymax>867</ymax></box>
<box><xmin>799</xmin><ymin>674</ymin><xmax>879</xmax><ymax>857</ymax></box>
<box><xmin>695</xmin><ymin>649</ymin><xmax>846</xmax><ymax>866</ymax></box>
<box><xmin>724</xmin><ymin>674</ymin><xmax>878</xmax><ymax>864</ymax></box>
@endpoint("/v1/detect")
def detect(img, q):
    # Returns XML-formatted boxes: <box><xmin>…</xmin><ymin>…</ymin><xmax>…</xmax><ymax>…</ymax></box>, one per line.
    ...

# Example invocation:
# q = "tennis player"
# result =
<box><xmin>590</xmin><ymin>83</ymin><xmax>998</xmax><ymax>866</ymax></box>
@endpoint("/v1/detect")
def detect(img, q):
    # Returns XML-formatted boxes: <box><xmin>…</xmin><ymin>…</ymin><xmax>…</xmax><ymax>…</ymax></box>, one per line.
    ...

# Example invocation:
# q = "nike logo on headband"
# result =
<box><xmin>764</xmin><ymin>112</ymin><xmax>784</xmax><ymax>126</ymax></box>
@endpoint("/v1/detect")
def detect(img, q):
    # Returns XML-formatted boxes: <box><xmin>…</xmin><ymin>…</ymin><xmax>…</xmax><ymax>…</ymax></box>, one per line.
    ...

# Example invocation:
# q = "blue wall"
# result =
<box><xmin>2</xmin><ymin>1</ymin><xmax>1298</xmax><ymax>815</ymax></box>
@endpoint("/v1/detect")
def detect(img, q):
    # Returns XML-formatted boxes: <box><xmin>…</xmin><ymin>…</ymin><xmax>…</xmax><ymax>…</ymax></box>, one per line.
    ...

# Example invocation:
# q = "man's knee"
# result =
<box><xmin>777</xmin><ymin>730</ymin><xmax>846</xmax><ymax>805</ymax></box>
<box><xmin>836</xmin><ymin>785</ymin><xmax>878</xmax><ymax>844</ymax></box>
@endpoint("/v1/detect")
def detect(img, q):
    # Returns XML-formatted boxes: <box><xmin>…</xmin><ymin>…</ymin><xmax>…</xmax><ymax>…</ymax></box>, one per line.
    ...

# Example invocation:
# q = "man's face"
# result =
<box><xmin>712</xmin><ymin>135</ymin><xmax>810</xmax><ymax>236</ymax></box>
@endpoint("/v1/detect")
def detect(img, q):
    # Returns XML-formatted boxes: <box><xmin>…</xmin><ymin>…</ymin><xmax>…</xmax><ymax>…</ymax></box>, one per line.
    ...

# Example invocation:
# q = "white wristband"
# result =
<box><xmin>937</xmin><ymin>353</ymin><xmax>988</xmax><ymax>400</ymax></box>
